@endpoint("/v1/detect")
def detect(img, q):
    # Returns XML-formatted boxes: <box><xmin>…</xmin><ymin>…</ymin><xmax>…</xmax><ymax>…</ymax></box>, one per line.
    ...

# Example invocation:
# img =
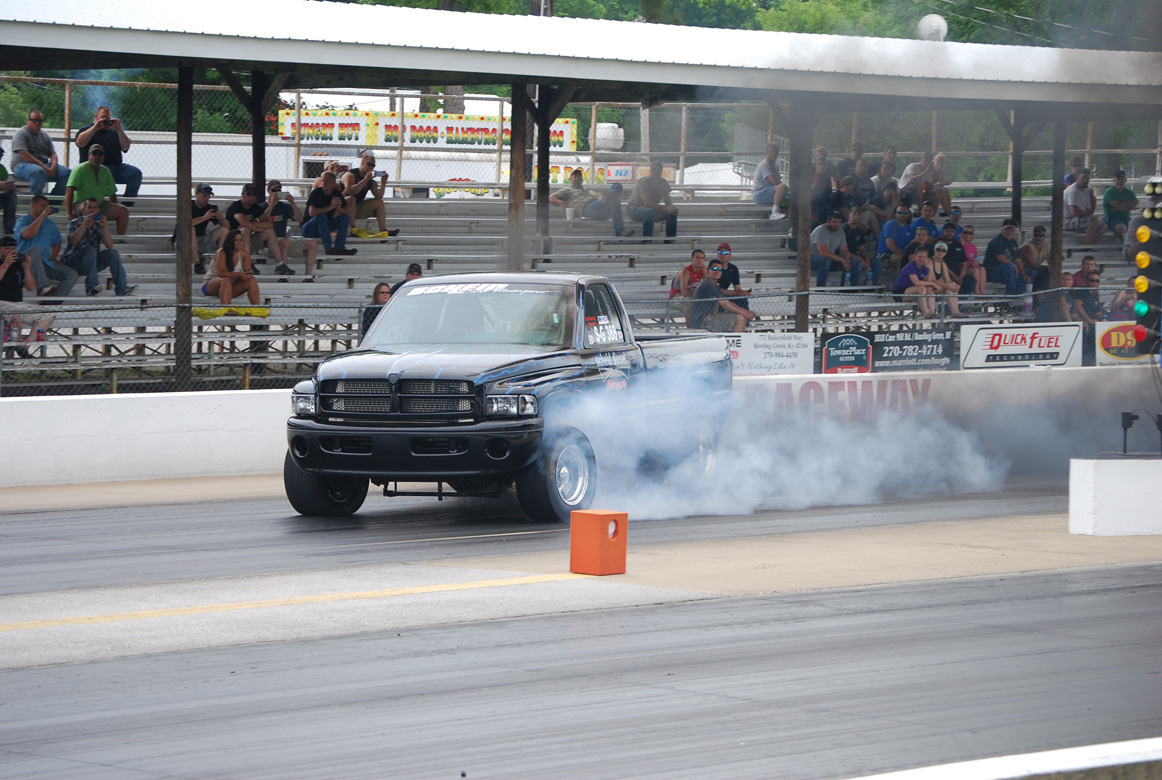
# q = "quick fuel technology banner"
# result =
<box><xmin>959</xmin><ymin>323</ymin><xmax>1083</xmax><ymax>368</ymax></box>
<box><xmin>871</xmin><ymin>330</ymin><xmax>955</xmax><ymax>371</ymax></box>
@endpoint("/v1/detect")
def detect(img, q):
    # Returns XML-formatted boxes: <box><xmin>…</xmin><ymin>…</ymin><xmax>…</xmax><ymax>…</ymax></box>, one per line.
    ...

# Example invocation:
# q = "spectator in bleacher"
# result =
<box><xmin>714</xmin><ymin>243</ymin><xmax>751</xmax><ymax>310</ymax></box>
<box><xmin>626</xmin><ymin>162</ymin><xmax>678</xmax><ymax>242</ymax></box>
<box><xmin>62</xmin><ymin>197</ymin><xmax>136</xmax><ymax>297</ymax></box>
<box><xmin>911</xmin><ymin>201</ymin><xmax>940</xmax><ymax>242</ymax></box>
<box><xmin>946</xmin><ymin>205</ymin><xmax>965</xmax><ymax>238</ymax></box>
<box><xmin>302</xmin><ymin>173</ymin><xmax>357</xmax><ymax>257</ymax></box>
<box><xmin>751</xmin><ymin>144</ymin><xmax>787</xmax><ymax>220</ymax></box>
<box><xmin>873</xmin><ymin>146</ymin><xmax>898</xmax><ymax>179</ymax></box>
<box><xmin>834</xmin><ymin>141</ymin><xmax>864</xmax><ymax>182</ymax></box>
<box><xmin>938</xmin><ymin>222</ymin><xmax>974</xmax><ymax>295</ymax></box>
<box><xmin>1064</xmin><ymin>156</ymin><xmax>1084</xmax><ymax>187</ymax></box>
<box><xmin>843</xmin><ymin>206</ymin><xmax>871</xmax><ymax>284</ymax></box>
<box><xmin>1108</xmin><ymin>277</ymin><xmax>1137</xmax><ymax>321</ymax></box>
<box><xmin>689</xmin><ymin>259</ymin><xmax>756</xmax><ymax>333</ymax></box>
<box><xmin>390</xmin><ymin>262</ymin><xmax>422</xmax><ymax>294</ymax></box>
<box><xmin>813</xmin><ymin>146</ymin><xmax>839</xmax><ymax>190</ymax></box>
<box><xmin>870</xmin><ymin>160</ymin><xmax>899</xmax><ymax>199</ymax></box>
<box><xmin>0</xmin><ymin>145</ymin><xmax>17</xmax><ymax>235</ymax></box>
<box><xmin>262</xmin><ymin>180</ymin><xmax>317</xmax><ymax>282</ymax></box>
<box><xmin>865</xmin><ymin>180</ymin><xmax>902</xmax><ymax>236</ymax></box>
<box><xmin>0</xmin><ymin>235</ymin><xmax>55</xmax><ymax>353</ymax></box>
<box><xmin>959</xmin><ymin>224</ymin><xmax>986</xmax><ymax>295</ymax></box>
<box><xmin>669</xmin><ymin>248</ymin><xmax>706</xmax><ymax>300</ymax></box>
<box><xmin>828</xmin><ymin>177</ymin><xmax>862</xmax><ymax>224</ymax></box>
<box><xmin>901</xmin><ymin>225</ymin><xmax>934</xmax><ymax>272</ymax></box>
<box><xmin>1102</xmin><ymin>169</ymin><xmax>1138</xmax><ymax>244</ymax></box>
<box><xmin>891</xmin><ymin>245</ymin><xmax>940</xmax><ymax>319</ymax></box>
<box><xmin>64</xmin><ymin>144</ymin><xmax>130</xmax><ymax>235</ymax></box>
<box><xmin>226</xmin><ymin>183</ymin><xmax>282</xmax><ymax>267</ymax></box>
<box><xmin>875</xmin><ymin>203</ymin><xmax>915</xmax><ymax>284</ymax></box>
<box><xmin>810</xmin><ymin>212</ymin><xmax>861</xmax><ymax>288</ymax></box>
<box><xmin>341</xmin><ymin>153</ymin><xmax>400</xmax><ymax>238</ymax></box>
<box><xmin>928</xmin><ymin>153</ymin><xmax>954</xmax><ymax>216</ymax></box>
<box><xmin>15</xmin><ymin>195</ymin><xmax>77</xmax><ymax>297</ymax></box>
<box><xmin>189</xmin><ymin>183</ymin><xmax>226</xmax><ymax>275</ymax></box>
<box><xmin>851</xmin><ymin>158</ymin><xmax>876</xmax><ymax>207</ymax></box>
<box><xmin>1019</xmin><ymin>225</ymin><xmax>1052</xmax><ymax>293</ymax></box>
<box><xmin>362</xmin><ymin>282</ymin><xmax>391</xmax><ymax>335</ymax></box>
<box><xmin>549</xmin><ymin>168</ymin><xmax>634</xmax><ymax>237</ymax></box>
<box><xmin>984</xmin><ymin>219</ymin><xmax>1028</xmax><ymax>296</ymax></box>
<box><xmin>11</xmin><ymin>109</ymin><xmax>70</xmax><ymax>200</ymax></box>
<box><xmin>898</xmin><ymin>153</ymin><xmax>935</xmax><ymax>208</ymax></box>
<box><xmin>1064</xmin><ymin>168</ymin><xmax>1106</xmax><ymax>244</ymax></box>
<box><xmin>1071</xmin><ymin>255</ymin><xmax>1099</xmax><ymax>289</ymax></box>
<box><xmin>1034</xmin><ymin>271</ymin><xmax>1077</xmax><ymax>323</ymax></box>
<box><xmin>203</xmin><ymin>229</ymin><xmax>260</xmax><ymax>305</ymax></box>
<box><xmin>1074</xmin><ymin>269</ymin><xmax>1104</xmax><ymax>364</ymax></box>
<box><xmin>929</xmin><ymin>242</ymin><xmax>968</xmax><ymax>318</ymax></box>
<box><xmin>809</xmin><ymin>156</ymin><xmax>833</xmax><ymax>227</ymax></box>
<box><xmin>75</xmin><ymin>106</ymin><xmax>142</xmax><ymax>207</ymax></box>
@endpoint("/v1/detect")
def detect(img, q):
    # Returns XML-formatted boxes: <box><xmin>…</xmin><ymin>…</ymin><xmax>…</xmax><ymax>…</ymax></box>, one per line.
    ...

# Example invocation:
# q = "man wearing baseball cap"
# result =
<box><xmin>1102</xmin><ymin>169</ymin><xmax>1138</xmax><ymax>243</ymax></box>
<box><xmin>186</xmin><ymin>183</ymin><xmax>226</xmax><ymax>275</ymax></box>
<box><xmin>390</xmin><ymin>262</ymin><xmax>423</xmax><ymax>294</ymax></box>
<box><xmin>64</xmin><ymin>143</ymin><xmax>130</xmax><ymax>235</ymax></box>
<box><xmin>714</xmin><ymin>242</ymin><xmax>751</xmax><ymax>310</ymax></box>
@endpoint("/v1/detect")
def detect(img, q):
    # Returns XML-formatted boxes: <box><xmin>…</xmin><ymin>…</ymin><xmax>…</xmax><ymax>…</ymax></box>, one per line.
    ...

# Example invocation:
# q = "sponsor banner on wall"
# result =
<box><xmin>279</xmin><ymin>110</ymin><xmax>578</xmax><ymax>151</ymax></box>
<box><xmin>871</xmin><ymin>329</ymin><xmax>956</xmax><ymax>372</ymax></box>
<box><xmin>960</xmin><ymin>323</ymin><xmax>1083</xmax><ymax>368</ymax></box>
<box><xmin>1096</xmin><ymin>321</ymin><xmax>1153</xmax><ymax>366</ymax></box>
<box><xmin>724</xmin><ymin>332</ymin><xmax>815</xmax><ymax>376</ymax></box>
<box><xmin>822</xmin><ymin>333</ymin><xmax>872</xmax><ymax>373</ymax></box>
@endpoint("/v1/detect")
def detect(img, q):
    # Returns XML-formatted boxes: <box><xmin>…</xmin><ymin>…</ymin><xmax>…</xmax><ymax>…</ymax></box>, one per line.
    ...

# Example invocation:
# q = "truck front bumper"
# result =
<box><xmin>286</xmin><ymin>417</ymin><xmax>543</xmax><ymax>482</ymax></box>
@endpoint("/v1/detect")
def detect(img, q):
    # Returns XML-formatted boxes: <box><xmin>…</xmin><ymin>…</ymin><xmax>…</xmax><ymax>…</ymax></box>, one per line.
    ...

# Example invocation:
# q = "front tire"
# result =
<box><xmin>283</xmin><ymin>451</ymin><xmax>369</xmax><ymax>516</ymax></box>
<box><xmin>516</xmin><ymin>429</ymin><xmax>596</xmax><ymax>523</ymax></box>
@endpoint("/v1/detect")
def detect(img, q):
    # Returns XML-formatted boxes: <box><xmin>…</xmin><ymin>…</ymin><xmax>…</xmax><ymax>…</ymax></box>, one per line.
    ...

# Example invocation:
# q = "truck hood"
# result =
<box><xmin>316</xmin><ymin>345</ymin><xmax>580</xmax><ymax>385</ymax></box>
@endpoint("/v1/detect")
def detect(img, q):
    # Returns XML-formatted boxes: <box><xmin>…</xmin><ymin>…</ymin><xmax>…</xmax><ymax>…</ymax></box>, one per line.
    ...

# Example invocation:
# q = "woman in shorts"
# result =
<box><xmin>203</xmin><ymin>229</ymin><xmax>260</xmax><ymax>305</ymax></box>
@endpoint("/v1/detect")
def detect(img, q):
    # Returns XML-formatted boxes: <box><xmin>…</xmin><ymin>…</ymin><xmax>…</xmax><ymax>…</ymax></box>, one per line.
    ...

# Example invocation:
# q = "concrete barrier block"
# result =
<box><xmin>1070</xmin><ymin>457</ymin><xmax>1162</xmax><ymax>536</ymax></box>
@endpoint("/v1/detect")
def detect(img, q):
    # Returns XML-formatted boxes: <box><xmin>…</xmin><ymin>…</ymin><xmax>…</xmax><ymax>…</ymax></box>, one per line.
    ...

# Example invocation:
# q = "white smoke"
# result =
<box><xmin>548</xmin><ymin>369</ymin><xmax>1007</xmax><ymax>522</ymax></box>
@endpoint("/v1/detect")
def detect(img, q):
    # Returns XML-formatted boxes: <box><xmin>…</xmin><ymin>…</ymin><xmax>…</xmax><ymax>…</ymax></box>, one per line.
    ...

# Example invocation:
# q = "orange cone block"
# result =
<box><xmin>569</xmin><ymin>510</ymin><xmax>628</xmax><ymax>575</ymax></box>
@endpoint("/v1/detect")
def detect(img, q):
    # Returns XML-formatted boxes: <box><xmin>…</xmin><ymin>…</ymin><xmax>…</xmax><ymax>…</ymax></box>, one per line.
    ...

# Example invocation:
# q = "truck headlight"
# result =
<box><xmin>292</xmin><ymin>392</ymin><xmax>316</xmax><ymax>416</ymax></box>
<box><xmin>485</xmin><ymin>394</ymin><xmax>537</xmax><ymax>417</ymax></box>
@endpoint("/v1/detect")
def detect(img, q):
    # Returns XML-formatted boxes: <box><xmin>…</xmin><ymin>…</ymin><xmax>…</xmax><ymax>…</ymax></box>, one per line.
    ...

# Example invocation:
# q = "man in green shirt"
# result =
<box><xmin>64</xmin><ymin>144</ymin><xmax>129</xmax><ymax>235</ymax></box>
<box><xmin>1102</xmin><ymin>168</ymin><xmax>1139</xmax><ymax>243</ymax></box>
<box><xmin>0</xmin><ymin>146</ymin><xmax>15</xmax><ymax>235</ymax></box>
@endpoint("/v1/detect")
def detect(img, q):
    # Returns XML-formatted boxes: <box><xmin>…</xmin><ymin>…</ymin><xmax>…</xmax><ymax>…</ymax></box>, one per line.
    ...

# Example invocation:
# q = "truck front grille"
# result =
<box><xmin>319</xmin><ymin>377</ymin><xmax>477</xmax><ymax>421</ymax></box>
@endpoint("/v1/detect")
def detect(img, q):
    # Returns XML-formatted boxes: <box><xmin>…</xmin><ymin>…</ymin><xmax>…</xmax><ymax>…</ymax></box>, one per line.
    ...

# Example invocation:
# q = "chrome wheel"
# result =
<box><xmin>554</xmin><ymin>441</ymin><xmax>592</xmax><ymax>507</ymax></box>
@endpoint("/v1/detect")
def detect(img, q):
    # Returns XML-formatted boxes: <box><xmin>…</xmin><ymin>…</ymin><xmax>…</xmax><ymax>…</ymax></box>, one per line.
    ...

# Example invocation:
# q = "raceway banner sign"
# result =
<box><xmin>959</xmin><ymin>323</ymin><xmax>1083</xmax><ymax>368</ymax></box>
<box><xmin>279</xmin><ymin>110</ymin><xmax>578</xmax><ymax>151</ymax></box>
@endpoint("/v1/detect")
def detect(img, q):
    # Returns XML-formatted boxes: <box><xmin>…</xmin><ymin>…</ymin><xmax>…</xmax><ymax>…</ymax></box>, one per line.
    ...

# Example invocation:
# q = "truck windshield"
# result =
<box><xmin>362</xmin><ymin>282</ymin><xmax>573</xmax><ymax>349</ymax></box>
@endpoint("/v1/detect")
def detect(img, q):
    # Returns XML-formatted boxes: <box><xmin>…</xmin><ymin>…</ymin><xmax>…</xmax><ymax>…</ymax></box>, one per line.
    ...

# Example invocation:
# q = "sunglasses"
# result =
<box><xmin>708</xmin><ymin>266</ymin><xmax>725</xmax><ymax>272</ymax></box>
<box><xmin>29</xmin><ymin>117</ymin><xmax>44</xmax><ymax>123</ymax></box>
<box><xmin>896</xmin><ymin>210</ymin><xmax>910</xmax><ymax>215</ymax></box>
<box><xmin>717</xmin><ymin>251</ymin><xmax>730</xmax><ymax>256</ymax></box>
<box><xmin>934</xmin><ymin>248</ymin><xmax>947</xmax><ymax>253</ymax></box>
<box><xmin>270</xmin><ymin>188</ymin><xmax>282</xmax><ymax>193</ymax></box>
<box><xmin>962</xmin><ymin>230</ymin><xmax>974</xmax><ymax>234</ymax></box>
<box><xmin>950</xmin><ymin>211</ymin><xmax>961</xmax><ymax>215</ymax></box>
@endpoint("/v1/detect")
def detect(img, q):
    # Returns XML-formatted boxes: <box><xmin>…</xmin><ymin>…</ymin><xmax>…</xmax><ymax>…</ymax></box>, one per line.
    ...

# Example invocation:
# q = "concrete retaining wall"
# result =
<box><xmin>1070</xmin><ymin>457</ymin><xmax>1162</xmax><ymax>536</ymax></box>
<box><xmin>3</xmin><ymin>365</ymin><xmax>1157</xmax><ymax>488</ymax></box>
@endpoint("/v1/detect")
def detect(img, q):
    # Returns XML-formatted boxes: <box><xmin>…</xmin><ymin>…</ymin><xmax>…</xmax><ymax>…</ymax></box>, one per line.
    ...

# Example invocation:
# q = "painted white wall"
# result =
<box><xmin>1070</xmin><ymin>458</ymin><xmax>1162</xmax><ymax>536</ymax></box>
<box><xmin>2</xmin><ymin>365</ymin><xmax>1157</xmax><ymax>488</ymax></box>
<box><xmin>3</xmin><ymin>389</ymin><xmax>290</xmax><ymax>488</ymax></box>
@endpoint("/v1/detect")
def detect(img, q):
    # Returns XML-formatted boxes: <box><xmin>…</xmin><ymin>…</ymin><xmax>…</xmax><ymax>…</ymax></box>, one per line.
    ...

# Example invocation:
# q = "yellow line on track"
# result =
<box><xmin>0</xmin><ymin>573</ymin><xmax>587</xmax><ymax>632</ymax></box>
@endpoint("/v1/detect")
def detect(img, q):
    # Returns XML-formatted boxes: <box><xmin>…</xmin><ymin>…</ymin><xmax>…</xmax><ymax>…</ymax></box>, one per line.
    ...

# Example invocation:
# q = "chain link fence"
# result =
<box><xmin>2</xmin><ymin>286</ymin><xmax>1132</xmax><ymax>396</ymax></box>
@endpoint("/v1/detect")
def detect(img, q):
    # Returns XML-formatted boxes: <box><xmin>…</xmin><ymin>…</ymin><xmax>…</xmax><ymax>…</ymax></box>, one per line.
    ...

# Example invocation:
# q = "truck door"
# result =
<box><xmin>580</xmin><ymin>283</ymin><xmax>643</xmax><ymax>395</ymax></box>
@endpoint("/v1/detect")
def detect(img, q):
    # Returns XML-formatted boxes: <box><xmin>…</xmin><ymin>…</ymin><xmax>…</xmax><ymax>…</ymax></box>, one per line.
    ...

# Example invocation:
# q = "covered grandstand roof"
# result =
<box><xmin>2</xmin><ymin>0</ymin><xmax>1161</xmax><ymax>116</ymax></box>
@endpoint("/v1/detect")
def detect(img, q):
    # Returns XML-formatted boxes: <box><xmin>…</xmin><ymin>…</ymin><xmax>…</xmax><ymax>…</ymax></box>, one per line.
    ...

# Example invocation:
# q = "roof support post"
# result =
<box><xmin>531</xmin><ymin>85</ymin><xmax>576</xmax><ymax>252</ymax></box>
<box><xmin>996</xmin><ymin>108</ymin><xmax>1046</xmax><ymax>227</ymax></box>
<box><xmin>1050</xmin><ymin>119</ymin><xmax>1067</xmax><ymax>280</ymax></box>
<box><xmin>218</xmin><ymin>68</ymin><xmax>290</xmax><ymax>192</ymax></box>
<box><xmin>507</xmin><ymin>84</ymin><xmax>530</xmax><ymax>271</ymax></box>
<box><xmin>175</xmin><ymin>66</ymin><xmax>194</xmax><ymax>388</ymax></box>
<box><xmin>770</xmin><ymin>97</ymin><xmax>822</xmax><ymax>333</ymax></box>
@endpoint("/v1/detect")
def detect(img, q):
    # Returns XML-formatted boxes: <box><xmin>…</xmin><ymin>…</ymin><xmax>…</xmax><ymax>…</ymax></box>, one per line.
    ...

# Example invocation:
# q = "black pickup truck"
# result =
<box><xmin>284</xmin><ymin>272</ymin><xmax>732</xmax><ymax>521</ymax></box>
